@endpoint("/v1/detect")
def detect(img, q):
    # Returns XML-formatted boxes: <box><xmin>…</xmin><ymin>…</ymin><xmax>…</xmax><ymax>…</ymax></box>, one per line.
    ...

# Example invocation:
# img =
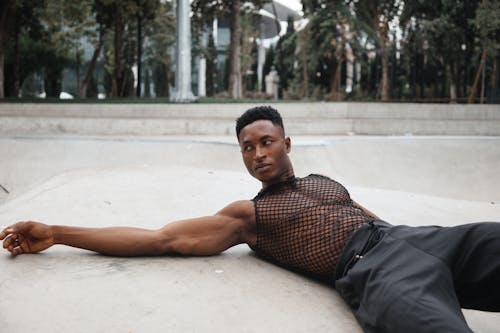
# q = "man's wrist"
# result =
<box><xmin>50</xmin><ymin>225</ymin><xmax>66</xmax><ymax>245</ymax></box>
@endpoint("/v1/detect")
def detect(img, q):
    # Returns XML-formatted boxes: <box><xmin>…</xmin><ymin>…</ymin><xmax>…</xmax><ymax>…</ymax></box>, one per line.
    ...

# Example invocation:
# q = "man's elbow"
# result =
<box><xmin>151</xmin><ymin>231</ymin><xmax>177</xmax><ymax>255</ymax></box>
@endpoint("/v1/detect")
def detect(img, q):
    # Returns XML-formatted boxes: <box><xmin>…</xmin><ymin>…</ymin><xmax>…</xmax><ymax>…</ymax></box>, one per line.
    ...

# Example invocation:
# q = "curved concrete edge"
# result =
<box><xmin>1</xmin><ymin>135</ymin><xmax>499</xmax><ymax>204</ymax></box>
<box><xmin>1</xmin><ymin>102</ymin><xmax>499</xmax><ymax>118</ymax></box>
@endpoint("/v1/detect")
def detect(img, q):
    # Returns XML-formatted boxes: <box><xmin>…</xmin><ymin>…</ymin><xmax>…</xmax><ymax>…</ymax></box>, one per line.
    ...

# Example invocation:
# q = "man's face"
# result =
<box><xmin>238</xmin><ymin>119</ymin><xmax>292</xmax><ymax>187</ymax></box>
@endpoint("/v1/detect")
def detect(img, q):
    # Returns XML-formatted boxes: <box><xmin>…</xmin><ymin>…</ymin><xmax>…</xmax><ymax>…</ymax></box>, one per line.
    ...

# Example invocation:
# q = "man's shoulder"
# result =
<box><xmin>217</xmin><ymin>200</ymin><xmax>255</xmax><ymax>220</ymax></box>
<box><xmin>300</xmin><ymin>174</ymin><xmax>349</xmax><ymax>194</ymax></box>
<box><xmin>302</xmin><ymin>173</ymin><xmax>337</xmax><ymax>183</ymax></box>
<box><xmin>305</xmin><ymin>173</ymin><xmax>332</xmax><ymax>180</ymax></box>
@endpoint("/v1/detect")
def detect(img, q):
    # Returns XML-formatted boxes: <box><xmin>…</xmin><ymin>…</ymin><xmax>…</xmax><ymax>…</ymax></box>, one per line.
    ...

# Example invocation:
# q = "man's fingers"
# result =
<box><xmin>0</xmin><ymin>225</ymin><xmax>11</xmax><ymax>240</ymax></box>
<box><xmin>1</xmin><ymin>222</ymin><xmax>28</xmax><ymax>240</ymax></box>
<box><xmin>3</xmin><ymin>235</ymin><xmax>23</xmax><ymax>255</ymax></box>
<box><xmin>2</xmin><ymin>224</ymin><xmax>20</xmax><ymax>249</ymax></box>
<box><xmin>2</xmin><ymin>222</ymin><xmax>36</xmax><ymax>255</ymax></box>
<box><xmin>2</xmin><ymin>232</ymin><xmax>17</xmax><ymax>249</ymax></box>
<box><xmin>6</xmin><ymin>243</ymin><xmax>21</xmax><ymax>256</ymax></box>
<box><xmin>11</xmin><ymin>243</ymin><xmax>24</xmax><ymax>256</ymax></box>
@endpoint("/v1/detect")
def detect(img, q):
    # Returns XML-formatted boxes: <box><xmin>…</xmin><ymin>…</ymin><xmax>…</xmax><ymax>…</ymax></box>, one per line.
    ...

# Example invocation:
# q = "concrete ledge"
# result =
<box><xmin>1</xmin><ymin>102</ymin><xmax>499</xmax><ymax>136</ymax></box>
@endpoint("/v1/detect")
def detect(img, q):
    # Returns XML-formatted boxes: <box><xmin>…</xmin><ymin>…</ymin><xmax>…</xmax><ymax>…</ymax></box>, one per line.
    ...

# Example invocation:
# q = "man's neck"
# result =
<box><xmin>261</xmin><ymin>169</ymin><xmax>295</xmax><ymax>190</ymax></box>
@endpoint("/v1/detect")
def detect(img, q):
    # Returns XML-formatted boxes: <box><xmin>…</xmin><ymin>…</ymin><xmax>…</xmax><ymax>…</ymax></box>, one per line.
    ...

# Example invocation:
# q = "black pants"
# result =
<box><xmin>335</xmin><ymin>220</ymin><xmax>500</xmax><ymax>333</ymax></box>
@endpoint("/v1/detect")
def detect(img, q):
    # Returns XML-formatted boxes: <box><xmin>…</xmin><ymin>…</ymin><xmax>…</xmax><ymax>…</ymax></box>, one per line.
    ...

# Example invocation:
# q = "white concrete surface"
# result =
<box><xmin>1</xmin><ymin>134</ymin><xmax>500</xmax><ymax>332</ymax></box>
<box><xmin>1</xmin><ymin>135</ymin><xmax>499</xmax><ymax>203</ymax></box>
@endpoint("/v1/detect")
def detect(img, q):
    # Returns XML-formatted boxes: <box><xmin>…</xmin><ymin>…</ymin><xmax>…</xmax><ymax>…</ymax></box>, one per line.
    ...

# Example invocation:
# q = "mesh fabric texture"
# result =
<box><xmin>251</xmin><ymin>174</ymin><xmax>374</xmax><ymax>282</ymax></box>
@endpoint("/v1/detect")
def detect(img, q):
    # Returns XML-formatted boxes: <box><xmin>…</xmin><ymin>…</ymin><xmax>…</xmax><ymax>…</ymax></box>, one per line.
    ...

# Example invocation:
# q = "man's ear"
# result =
<box><xmin>285</xmin><ymin>137</ymin><xmax>291</xmax><ymax>153</ymax></box>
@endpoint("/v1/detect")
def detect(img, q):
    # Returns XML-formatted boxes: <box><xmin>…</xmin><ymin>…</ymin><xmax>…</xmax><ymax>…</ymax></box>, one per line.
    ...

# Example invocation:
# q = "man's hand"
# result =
<box><xmin>1</xmin><ymin>221</ymin><xmax>54</xmax><ymax>256</ymax></box>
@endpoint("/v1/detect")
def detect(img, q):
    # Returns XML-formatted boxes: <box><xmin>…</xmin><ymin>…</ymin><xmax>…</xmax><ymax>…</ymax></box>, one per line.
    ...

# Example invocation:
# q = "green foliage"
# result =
<box><xmin>192</xmin><ymin>0</ymin><xmax>270</xmax><ymax>98</ymax></box>
<box><xmin>2</xmin><ymin>0</ymin><xmax>499</xmax><ymax>102</ymax></box>
<box><xmin>471</xmin><ymin>1</ymin><xmax>500</xmax><ymax>55</ymax></box>
<box><xmin>145</xmin><ymin>0</ymin><xmax>175</xmax><ymax>97</ymax></box>
<box><xmin>274</xmin><ymin>17</ymin><xmax>297</xmax><ymax>94</ymax></box>
<box><xmin>205</xmin><ymin>33</ymin><xmax>217</xmax><ymax>96</ymax></box>
<box><xmin>287</xmin><ymin>19</ymin><xmax>316</xmax><ymax>98</ymax></box>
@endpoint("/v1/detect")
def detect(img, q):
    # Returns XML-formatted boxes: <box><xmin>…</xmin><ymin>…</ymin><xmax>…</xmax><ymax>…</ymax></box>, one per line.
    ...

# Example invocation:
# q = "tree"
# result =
<box><xmin>240</xmin><ymin>9</ymin><xmax>258</xmax><ymax>95</ymax></box>
<box><xmin>130</xmin><ymin>0</ymin><xmax>159</xmax><ymax>97</ymax></box>
<box><xmin>288</xmin><ymin>18</ymin><xmax>314</xmax><ymax>98</ymax></box>
<box><xmin>94</xmin><ymin>0</ymin><xmax>132</xmax><ymax>97</ymax></box>
<box><xmin>79</xmin><ymin>0</ymin><xmax>113</xmax><ymax>98</ymax></box>
<box><xmin>192</xmin><ymin>0</ymin><xmax>268</xmax><ymax>99</ymax></box>
<box><xmin>401</xmin><ymin>0</ymin><xmax>482</xmax><ymax>102</ymax></box>
<box><xmin>296</xmin><ymin>1</ymin><xmax>359</xmax><ymax>100</ymax></box>
<box><xmin>3</xmin><ymin>0</ymin><xmax>76</xmax><ymax>98</ymax></box>
<box><xmin>35</xmin><ymin>0</ymin><xmax>94</xmax><ymax>97</ymax></box>
<box><xmin>205</xmin><ymin>33</ymin><xmax>217</xmax><ymax>96</ymax></box>
<box><xmin>349</xmin><ymin>0</ymin><xmax>400</xmax><ymax>101</ymax></box>
<box><xmin>469</xmin><ymin>0</ymin><xmax>500</xmax><ymax>103</ymax></box>
<box><xmin>0</xmin><ymin>0</ymin><xmax>16</xmax><ymax>98</ymax></box>
<box><xmin>274</xmin><ymin>16</ymin><xmax>297</xmax><ymax>97</ymax></box>
<box><xmin>228</xmin><ymin>0</ymin><xmax>243</xmax><ymax>98</ymax></box>
<box><xmin>145</xmin><ymin>0</ymin><xmax>175</xmax><ymax>97</ymax></box>
<box><xmin>97</xmin><ymin>0</ymin><xmax>133</xmax><ymax>97</ymax></box>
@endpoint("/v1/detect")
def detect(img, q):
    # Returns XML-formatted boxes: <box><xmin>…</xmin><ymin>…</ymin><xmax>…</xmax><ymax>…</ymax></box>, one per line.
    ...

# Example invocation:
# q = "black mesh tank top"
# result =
<box><xmin>251</xmin><ymin>174</ymin><xmax>374</xmax><ymax>282</ymax></box>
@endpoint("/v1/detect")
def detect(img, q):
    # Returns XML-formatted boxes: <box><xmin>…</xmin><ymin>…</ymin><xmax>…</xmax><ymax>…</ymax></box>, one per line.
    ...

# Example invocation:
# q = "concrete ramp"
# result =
<box><xmin>1</xmin><ymin>135</ymin><xmax>500</xmax><ymax>332</ymax></box>
<box><xmin>0</xmin><ymin>167</ymin><xmax>361</xmax><ymax>332</ymax></box>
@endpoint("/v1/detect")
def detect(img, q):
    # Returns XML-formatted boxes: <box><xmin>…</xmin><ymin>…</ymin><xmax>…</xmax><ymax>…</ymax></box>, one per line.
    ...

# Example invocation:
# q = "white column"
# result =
<box><xmin>257</xmin><ymin>40</ymin><xmax>266</xmax><ymax>91</ymax></box>
<box><xmin>171</xmin><ymin>0</ymin><xmax>195</xmax><ymax>102</ymax></box>
<box><xmin>198</xmin><ymin>58</ymin><xmax>206</xmax><ymax>97</ymax></box>
<box><xmin>197</xmin><ymin>31</ymin><xmax>208</xmax><ymax>97</ymax></box>
<box><xmin>213</xmin><ymin>18</ymin><xmax>218</xmax><ymax>47</ymax></box>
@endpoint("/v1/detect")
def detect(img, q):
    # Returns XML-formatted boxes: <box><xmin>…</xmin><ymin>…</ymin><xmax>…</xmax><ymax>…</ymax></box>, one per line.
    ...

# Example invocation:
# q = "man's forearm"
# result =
<box><xmin>52</xmin><ymin>226</ymin><xmax>166</xmax><ymax>256</ymax></box>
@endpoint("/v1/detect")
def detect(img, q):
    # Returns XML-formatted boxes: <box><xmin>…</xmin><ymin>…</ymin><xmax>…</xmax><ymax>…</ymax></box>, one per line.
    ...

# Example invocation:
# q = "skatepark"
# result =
<box><xmin>1</xmin><ymin>102</ymin><xmax>500</xmax><ymax>332</ymax></box>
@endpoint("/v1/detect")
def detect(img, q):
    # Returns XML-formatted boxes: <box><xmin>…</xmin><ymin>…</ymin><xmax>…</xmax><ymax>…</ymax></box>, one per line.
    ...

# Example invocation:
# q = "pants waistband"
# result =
<box><xmin>335</xmin><ymin>220</ymin><xmax>391</xmax><ymax>280</ymax></box>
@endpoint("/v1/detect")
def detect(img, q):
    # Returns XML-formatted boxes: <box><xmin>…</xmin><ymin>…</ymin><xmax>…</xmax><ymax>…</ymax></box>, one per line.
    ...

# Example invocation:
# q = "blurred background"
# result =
<box><xmin>0</xmin><ymin>0</ymin><xmax>498</xmax><ymax>103</ymax></box>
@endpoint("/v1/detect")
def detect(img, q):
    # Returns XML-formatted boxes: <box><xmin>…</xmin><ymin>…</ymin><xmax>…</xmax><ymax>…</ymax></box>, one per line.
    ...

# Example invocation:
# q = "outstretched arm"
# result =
<box><xmin>1</xmin><ymin>200</ymin><xmax>255</xmax><ymax>257</ymax></box>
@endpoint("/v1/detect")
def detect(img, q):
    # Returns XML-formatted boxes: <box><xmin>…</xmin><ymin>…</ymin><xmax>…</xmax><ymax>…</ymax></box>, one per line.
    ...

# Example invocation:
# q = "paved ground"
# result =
<box><xmin>1</xmin><ymin>135</ymin><xmax>500</xmax><ymax>332</ymax></box>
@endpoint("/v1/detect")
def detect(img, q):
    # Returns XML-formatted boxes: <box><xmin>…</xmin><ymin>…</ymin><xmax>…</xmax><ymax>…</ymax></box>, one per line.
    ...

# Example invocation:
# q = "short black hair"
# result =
<box><xmin>235</xmin><ymin>106</ymin><xmax>284</xmax><ymax>140</ymax></box>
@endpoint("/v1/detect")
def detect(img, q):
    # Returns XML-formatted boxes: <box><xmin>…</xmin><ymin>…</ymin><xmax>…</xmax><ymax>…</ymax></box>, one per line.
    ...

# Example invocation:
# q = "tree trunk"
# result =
<box><xmin>0</xmin><ymin>46</ymin><xmax>4</xmax><ymax>98</ymax></box>
<box><xmin>136</xmin><ymin>14</ymin><xmax>142</xmax><ymax>97</ymax></box>
<box><xmin>330</xmin><ymin>20</ymin><xmax>345</xmax><ymax>101</ymax></box>
<box><xmin>468</xmin><ymin>50</ymin><xmax>487</xmax><ymax>104</ymax></box>
<box><xmin>375</xmin><ymin>13</ymin><xmax>390</xmax><ymax>101</ymax></box>
<box><xmin>330</xmin><ymin>60</ymin><xmax>343</xmax><ymax>100</ymax></box>
<box><xmin>491</xmin><ymin>56</ymin><xmax>498</xmax><ymax>102</ymax></box>
<box><xmin>492</xmin><ymin>56</ymin><xmax>498</xmax><ymax>91</ymax></box>
<box><xmin>80</xmin><ymin>31</ymin><xmax>105</xmax><ymax>98</ymax></box>
<box><xmin>380</xmin><ymin>50</ymin><xmax>390</xmax><ymax>100</ymax></box>
<box><xmin>164</xmin><ymin>63</ymin><xmax>170</xmax><ymax>98</ymax></box>
<box><xmin>0</xmin><ymin>0</ymin><xmax>16</xmax><ymax>98</ymax></box>
<box><xmin>45</xmin><ymin>70</ymin><xmax>62</xmax><ymax>97</ymax></box>
<box><xmin>302</xmin><ymin>56</ymin><xmax>308</xmax><ymax>97</ymax></box>
<box><xmin>206</xmin><ymin>34</ymin><xmax>216</xmax><ymax>97</ymax></box>
<box><xmin>76</xmin><ymin>49</ymin><xmax>81</xmax><ymax>95</ymax></box>
<box><xmin>300</xmin><ymin>28</ymin><xmax>310</xmax><ymax>98</ymax></box>
<box><xmin>448</xmin><ymin>63</ymin><xmax>457</xmax><ymax>103</ymax></box>
<box><xmin>12</xmin><ymin>18</ymin><xmax>21</xmax><ymax>97</ymax></box>
<box><xmin>228</xmin><ymin>0</ymin><xmax>242</xmax><ymax>99</ymax></box>
<box><xmin>112</xmin><ymin>8</ymin><xmax>125</xmax><ymax>97</ymax></box>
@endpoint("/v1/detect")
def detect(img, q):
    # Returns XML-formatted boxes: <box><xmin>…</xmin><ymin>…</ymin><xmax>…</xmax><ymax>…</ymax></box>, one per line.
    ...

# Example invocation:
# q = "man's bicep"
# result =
<box><xmin>158</xmin><ymin>200</ymin><xmax>254</xmax><ymax>256</ymax></box>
